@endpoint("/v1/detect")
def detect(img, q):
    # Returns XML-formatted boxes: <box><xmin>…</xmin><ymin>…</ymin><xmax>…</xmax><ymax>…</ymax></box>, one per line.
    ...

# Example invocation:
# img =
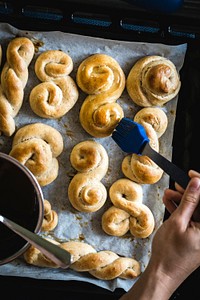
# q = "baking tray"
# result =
<box><xmin>0</xmin><ymin>1</ymin><xmax>200</xmax><ymax>299</ymax></box>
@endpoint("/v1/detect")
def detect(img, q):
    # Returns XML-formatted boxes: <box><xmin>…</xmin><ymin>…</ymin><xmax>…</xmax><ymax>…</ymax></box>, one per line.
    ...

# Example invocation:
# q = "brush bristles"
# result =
<box><xmin>111</xmin><ymin>117</ymin><xmax>149</xmax><ymax>154</ymax></box>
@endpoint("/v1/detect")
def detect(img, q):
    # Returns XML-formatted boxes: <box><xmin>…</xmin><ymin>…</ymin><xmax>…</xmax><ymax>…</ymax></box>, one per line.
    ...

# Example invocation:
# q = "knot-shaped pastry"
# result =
<box><xmin>9</xmin><ymin>123</ymin><xmax>63</xmax><ymax>186</ymax></box>
<box><xmin>68</xmin><ymin>140</ymin><xmax>109</xmax><ymax>212</ymax></box>
<box><xmin>24</xmin><ymin>240</ymin><xmax>141</xmax><ymax>280</ymax></box>
<box><xmin>0</xmin><ymin>37</ymin><xmax>35</xmax><ymax>136</ymax></box>
<box><xmin>102</xmin><ymin>178</ymin><xmax>155</xmax><ymax>238</ymax></box>
<box><xmin>42</xmin><ymin>200</ymin><xmax>58</xmax><ymax>231</ymax></box>
<box><xmin>126</xmin><ymin>55</ymin><xmax>181</xmax><ymax>107</ymax></box>
<box><xmin>76</xmin><ymin>53</ymin><xmax>126</xmax><ymax>137</ymax></box>
<box><xmin>29</xmin><ymin>50</ymin><xmax>79</xmax><ymax>119</ymax></box>
<box><xmin>122</xmin><ymin>107</ymin><xmax>168</xmax><ymax>184</ymax></box>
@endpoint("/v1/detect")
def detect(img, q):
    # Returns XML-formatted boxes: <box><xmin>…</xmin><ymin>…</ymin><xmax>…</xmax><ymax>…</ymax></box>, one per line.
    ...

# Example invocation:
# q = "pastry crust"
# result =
<box><xmin>122</xmin><ymin>107</ymin><xmax>168</xmax><ymax>184</ymax></box>
<box><xmin>42</xmin><ymin>200</ymin><xmax>58</xmax><ymax>232</ymax></box>
<box><xmin>102</xmin><ymin>178</ymin><xmax>155</xmax><ymax>238</ymax></box>
<box><xmin>126</xmin><ymin>55</ymin><xmax>181</xmax><ymax>107</ymax></box>
<box><xmin>9</xmin><ymin>123</ymin><xmax>63</xmax><ymax>186</ymax></box>
<box><xmin>77</xmin><ymin>53</ymin><xmax>125</xmax><ymax>137</ymax></box>
<box><xmin>24</xmin><ymin>239</ymin><xmax>141</xmax><ymax>280</ymax></box>
<box><xmin>68</xmin><ymin>140</ymin><xmax>109</xmax><ymax>212</ymax></box>
<box><xmin>0</xmin><ymin>37</ymin><xmax>35</xmax><ymax>136</ymax></box>
<box><xmin>29</xmin><ymin>50</ymin><xmax>79</xmax><ymax>119</ymax></box>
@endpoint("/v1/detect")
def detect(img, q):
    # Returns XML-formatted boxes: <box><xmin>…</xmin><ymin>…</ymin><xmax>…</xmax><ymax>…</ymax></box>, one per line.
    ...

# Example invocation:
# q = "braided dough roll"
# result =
<box><xmin>102</xmin><ymin>178</ymin><xmax>155</xmax><ymax>238</ymax></box>
<box><xmin>24</xmin><ymin>240</ymin><xmax>141</xmax><ymax>280</ymax></box>
<box><xmin>126</xmin><ymin>55</ymin><xmax>181</xmax><ymax>107</ymax></box>
<box><xmin>122</xmin><ymin>107</ymin><xmax>168</xmax><ymax>184</ymax></box>
<box><xmin>9</xmin><ymin>123</ymin><xmax>63</xmax><ymax>186</ymax></box>
<box><xmin>29</xmin><ymin>50</ymin><xmax>79</xmax><ymax>119</ymax></box>
<box><xmin>77</xmin><ymin>53</ymin><xmax>125</xmax><ymax>137</ymax></box>
<box><xmin>0</xmin><ymin>37</ymin><xmax>35</xmax><ymax>136</ymax></box>
<box><xmin>68</xmin><ymin>140</ymin><xmax>109</xmax><ymax>212</ymax></box>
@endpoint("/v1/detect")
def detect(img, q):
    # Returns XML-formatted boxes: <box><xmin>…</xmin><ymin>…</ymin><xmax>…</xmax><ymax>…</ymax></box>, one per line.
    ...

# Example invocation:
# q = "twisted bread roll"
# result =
<box><xmin>68</xmin><ymin>140</ymin><xmax>109</xmax><ymax>212</ymax></box>
<box><xmin>24</xmin><ymin>240</ymin><xmax>141</xmax><ymax>280</ymax></box>
<box><xmin>102</xmin><ymin>178</ymin><xmax>155</xmax><ymax>238</ymax></box>
<box><xmin>76</xmin><ymin>53</ymin><xmax>125</xmax><ymax>137</ymax></box>
<box><xmin>0</xmin><ymin>37</ymin><xmax>35</xmax><ymax>136</ymax></box>
<box><xmin>9</xmin><ymin>123</ymin><xmax>63</xmax><ymax>186</ymax></box>
<box><xmin>126</xmin><ymin>55</ymin><xmax>181</xmax><ymax>107</ymax></box>
<box><xmin>29</xmin><ymin>50</ymin><xmax>79</xmax><ymax>118</ymax></box>
<box><xmin>122</xmin><ymin>107</ymin><xmax>168</xmax><ymax>184</ymax></box>
<box><xmin>42</xmin><ymin>200</ymin><xmax>58</xmax><ymax>232</ymax></box>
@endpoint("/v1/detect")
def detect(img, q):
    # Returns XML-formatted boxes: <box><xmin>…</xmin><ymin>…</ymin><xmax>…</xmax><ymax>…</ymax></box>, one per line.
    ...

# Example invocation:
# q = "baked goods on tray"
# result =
<box><xmin>9</xmin><ymin>122</ymin><xmax>63</xmax><ymax>186</ymax></box>
<box><xmin>68</xmin><ymin>140</ymin><xmax>109</xmax><ymax>212</ymax></box>
<box><xmin>126</xmin><ymin>55</ymin><xmax>181</xmax><ymax>107</ymax></box>
<box><xmin>41</xmin><ymin>200</ymin><xmax>58</xmax><ymax>232</ymax></box>
<box><xmin>122</xmin><ymin>107</ymin><xmax>168</xmax><ymax>184</ymax></box>
<box><xmin>0</xmin><ymin>37</ymin><xmax>35</xmax><ymax>136</ymax></box>
<box><xmin>29</xmin><ymin>50</ymin><xmax>79</xmax><ymax>119</ymax></box>
<box><xmin>76</xmin><ymin>53</ymin><xmax>125</xmax><ymax>137</ymax></box>
<box><xmin>102</xmin><ymin>178</ymin><xmax>155</xmax><ymax>238</ymax></box>
<box><xmin>24</xmin><ymin>239</ymin><xmax>141</xmax><ymax>280</ymax></box>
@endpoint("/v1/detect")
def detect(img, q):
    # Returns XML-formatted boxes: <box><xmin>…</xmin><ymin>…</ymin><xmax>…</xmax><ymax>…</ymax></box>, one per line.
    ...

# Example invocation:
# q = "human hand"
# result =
<box><xmin>165</xmin><ymin>169</ymin><xmax>200</xmax><ymax>221</ymax></box>
<box><xmin>148</xmin><ymin>173</ymin><xmax>200</xmax><ymax>296</ymax></box>
<box><xmin>119</xmin><ymin>171</ymin><xmax>200</xmax><ymax>300</ymax></box>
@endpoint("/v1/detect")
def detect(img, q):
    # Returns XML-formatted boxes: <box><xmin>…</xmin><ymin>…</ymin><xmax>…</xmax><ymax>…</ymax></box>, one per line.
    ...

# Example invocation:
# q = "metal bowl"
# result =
<box><xmin>0</xmin><ymin>152</ymin><xmax>44</xmax><ymax>265</ymax></box>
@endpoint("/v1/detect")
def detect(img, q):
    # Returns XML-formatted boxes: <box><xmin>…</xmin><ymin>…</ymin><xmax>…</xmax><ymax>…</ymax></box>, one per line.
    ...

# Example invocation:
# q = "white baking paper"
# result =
<box><xmin>0</xmin><ymin>22</ymin><xmax>187</xmax><ymax>292</ymax></box>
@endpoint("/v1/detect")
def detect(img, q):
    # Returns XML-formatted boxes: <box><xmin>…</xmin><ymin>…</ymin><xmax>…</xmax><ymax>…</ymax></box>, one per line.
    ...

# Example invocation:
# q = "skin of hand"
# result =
<box><xmin>120</xmin><ymin>170</ymin><xmax>200</xmax><ymax>300</ymax></box>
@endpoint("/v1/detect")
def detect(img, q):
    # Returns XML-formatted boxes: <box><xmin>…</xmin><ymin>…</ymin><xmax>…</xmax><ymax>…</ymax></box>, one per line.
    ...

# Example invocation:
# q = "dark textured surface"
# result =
<box><xmin>0</xmin><ymin>1</ymin><xmax>200</xmax><ymax>299</ymax></box>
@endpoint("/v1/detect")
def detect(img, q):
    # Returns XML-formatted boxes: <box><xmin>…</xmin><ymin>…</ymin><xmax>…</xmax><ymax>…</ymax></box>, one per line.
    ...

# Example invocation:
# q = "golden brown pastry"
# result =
<box><xmin>126</xmin><ymin>55</ymin><xmax>181</xmax><ymax>107</ymax></box>
<box><xmin>102</xmin><ymin>178</ymin><xmax>155</xmax><ymax>238</ymax></box>
<box><xmin>24</xmin><ymin>239</ymin><xmax>141</xmax><ymax>280</ymax></box>
<box><xmin>29</xmin><ymin>50</ymin><xmax>79</xmax><ymax>119</ymax></box>
<box><xmin>68</xmin><ymin>140</ymin><xmax>109</xmax><ymax>212</ymax></box>
<box><xmin>0</xmin><ymin>37</ymin><xmax>35</xmax><ymax>136</ymax></box>
<box><xmin>42</xmin><ymin>200</ymin><xmax>58</xmax><ymax>231</ymax></box>
<box><xmin>122</xmin><ymin>107</ymin><xmax>168</xmax><ymax>184</ymax></box>
<box><xmin>76</xmin><ymin>53</ymin><xmax>125</xmax><ymax>137</ymax></box>
<box><xmin>9</xmin><ymin>123</ymin><xmax>63</xmax><ymax>186</ymax></box>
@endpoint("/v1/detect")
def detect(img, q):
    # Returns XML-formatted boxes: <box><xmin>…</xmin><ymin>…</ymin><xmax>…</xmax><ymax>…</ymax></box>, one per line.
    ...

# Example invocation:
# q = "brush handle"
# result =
<box><xmin>0</xmin><ymin>214</ymin><xmax>72</xmax><ymax>268</ymax></box>
<box><xmin>143</xmin><ymin>143</ymin><xmax>190</xmax><ymax>189</ymax></box>
<box><xmin>143</xmin><ymin>144</ymin><xmax>200</xmax><ymax>222</ymax></box>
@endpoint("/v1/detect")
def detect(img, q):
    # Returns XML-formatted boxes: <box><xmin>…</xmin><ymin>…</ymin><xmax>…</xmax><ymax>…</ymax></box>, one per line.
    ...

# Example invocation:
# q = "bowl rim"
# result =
<box><xmin>0</xmin><ymin>152</ymin><xmax>44</xmax><ymax>265</ymax></box>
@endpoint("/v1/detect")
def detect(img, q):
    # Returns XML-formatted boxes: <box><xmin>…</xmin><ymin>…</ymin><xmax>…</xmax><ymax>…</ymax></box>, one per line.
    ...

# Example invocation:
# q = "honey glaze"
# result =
<box><xmin>0</xmin><ymin>157</ymin><xmax>40</xmax><ymax>261</ymax></box>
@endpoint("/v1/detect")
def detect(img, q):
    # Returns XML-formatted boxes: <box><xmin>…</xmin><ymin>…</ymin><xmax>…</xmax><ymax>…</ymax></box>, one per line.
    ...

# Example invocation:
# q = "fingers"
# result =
<box><xmin>163</xmin><ymin>189</ymin><xmax>182</xmax><ymax>214</ymax></box>
<box><xmin>175</xmin><ymin>177</ymin><xmax>200</xmax><ymax>223</ymax></box>
<box><xmin>174</xmin><ymin>170</ymin><xmax>200</xmax><ymax>194</ymax></box>
<box><xmin>189</xmin><ymin>170</ymin><xmax>200</xmax><ymax>178</ymax></box>
<box><xmin>174</xmin><ymin>182</ymin><xmax>184</xmax><ymax>194</ymax></box>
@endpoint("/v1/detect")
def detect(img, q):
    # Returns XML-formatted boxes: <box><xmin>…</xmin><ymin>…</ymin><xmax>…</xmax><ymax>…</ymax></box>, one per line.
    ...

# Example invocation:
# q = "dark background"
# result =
<box><xmin>0</xmin><ymin>0</ymin><xmax>200</xmax><ymax>298</ymax></box>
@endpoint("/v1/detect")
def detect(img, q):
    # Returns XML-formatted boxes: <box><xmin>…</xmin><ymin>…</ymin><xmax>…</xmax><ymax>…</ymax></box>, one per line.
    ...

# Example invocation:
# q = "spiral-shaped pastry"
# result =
<box><xmin>102</xmin><ymin>178</ymin><xmax>155</xmax><ymax>238</ymax></box>
<box><xmin>29</xmin><ymin>50</ymin><xmax>79</xmax><ymax>119</ymax></box>
<box><xmin>9</xmin><ymin>123</ymin><xmax>63</xmax><ymax>186</ymax></box>
<box><xmin>0</xmin><ymin>37</ymin><xmax>35</xmax><ymax>136</ymax></box>
<box><xmin>122</xmin><ymin>107</ymin><xmax>168</xmax><ymax>184</ymax></box>
<box><xmin>68</xmin><ymin>140</ymin><xmax>109</xmax><ymax>212</ymax></box>
<box><xmin>42</xmin><ymin>200</ymin><xmax>58</xmax><ymax>232</ymax></box>
<box><xmin>76</xmin><ymin>53</ymin><xmax>126</xmax><ymax>137</ymax></box>
<box><xmin>24</xmin><ymin>240</ymin><xmax>141</xmax><ymax>280</ymax></box>
<box><xmin>126</xmin><ymin>55</ymin><xmax>181</xmax><ymax>107</ymax></box>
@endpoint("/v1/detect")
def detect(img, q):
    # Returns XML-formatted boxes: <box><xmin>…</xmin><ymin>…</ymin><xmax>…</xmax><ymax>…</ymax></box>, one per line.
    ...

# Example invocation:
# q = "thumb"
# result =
<box><xmin>175</xmin><ymin>177</ymin><xmax>200</xmax><ymax>222</ymax></box>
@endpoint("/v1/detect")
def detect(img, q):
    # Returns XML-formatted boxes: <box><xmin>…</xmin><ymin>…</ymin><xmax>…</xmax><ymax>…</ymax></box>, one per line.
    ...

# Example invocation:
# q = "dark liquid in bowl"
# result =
<box><xmin>0</xmin><ymin>157</ymin><xmax>40</xmax><ymax>261</ymax></box>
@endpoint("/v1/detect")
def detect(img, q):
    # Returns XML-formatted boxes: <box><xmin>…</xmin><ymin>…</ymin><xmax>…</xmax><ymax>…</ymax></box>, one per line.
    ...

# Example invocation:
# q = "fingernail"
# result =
<box><xmin>188</xmin><ymin>178</ymin><xmax>200</xmax><ymax>192</ymax></box>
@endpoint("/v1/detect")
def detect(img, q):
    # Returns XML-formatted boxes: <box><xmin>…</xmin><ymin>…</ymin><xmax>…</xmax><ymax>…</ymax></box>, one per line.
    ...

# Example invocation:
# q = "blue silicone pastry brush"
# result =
<box><xmin>112</xmin><ymin>117</ymin><xmax>190</xmax><ymax>189</ymax></box>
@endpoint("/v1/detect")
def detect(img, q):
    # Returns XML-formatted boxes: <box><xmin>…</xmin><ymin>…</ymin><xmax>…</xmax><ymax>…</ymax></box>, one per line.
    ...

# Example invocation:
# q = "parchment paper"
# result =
<box><xmin>0</xmin><ymin>23</ymin><xmax>187</xmax><ymax>292</ymax></box>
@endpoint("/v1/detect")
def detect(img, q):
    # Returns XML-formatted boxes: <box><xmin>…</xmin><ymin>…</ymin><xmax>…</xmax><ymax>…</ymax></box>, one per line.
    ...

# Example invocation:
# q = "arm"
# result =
<box><xmin>120</xmin><ymin>171</ymin><xmax>200</xmax><ymax>300</ymax></box>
